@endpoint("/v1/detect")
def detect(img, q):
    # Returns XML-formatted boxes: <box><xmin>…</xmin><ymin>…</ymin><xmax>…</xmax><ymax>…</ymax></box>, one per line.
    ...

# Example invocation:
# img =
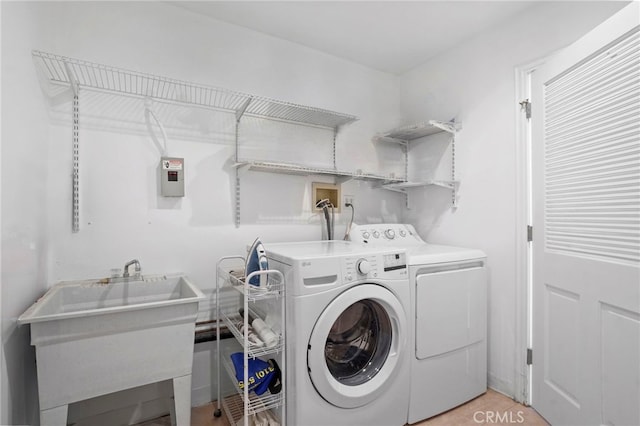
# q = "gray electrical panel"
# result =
<box><xmin>160</xmin><ymin>157</ymin><xmax>184</xmax><ymax>197</ymax></box>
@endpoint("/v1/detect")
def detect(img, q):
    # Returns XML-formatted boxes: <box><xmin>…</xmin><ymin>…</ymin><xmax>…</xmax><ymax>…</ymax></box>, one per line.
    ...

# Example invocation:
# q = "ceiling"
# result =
<box><xmin>170</xmin><ymin>1</ymin><xmax>539</xmax><ymax>74</ymax></box>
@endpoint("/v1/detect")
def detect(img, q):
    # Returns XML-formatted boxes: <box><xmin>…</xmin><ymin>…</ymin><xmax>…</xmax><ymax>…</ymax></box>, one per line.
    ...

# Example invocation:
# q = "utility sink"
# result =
<box><xmin>19</xmin><ymin>274</ymin><xmax>204</xmax><ymax>322</ymax></box>
<box><xmin>19</xmin><ymin>273</ymin><xmax>205</xmax><ymax>426</ymax></box>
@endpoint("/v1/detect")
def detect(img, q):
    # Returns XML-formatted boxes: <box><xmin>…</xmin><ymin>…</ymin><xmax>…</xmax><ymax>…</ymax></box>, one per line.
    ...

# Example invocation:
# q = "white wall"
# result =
<box><xmin>399</xmin><ymin>1</ymin><xmax>628</xmax><ymax>397</ymax></box>
<box><xmin>1</xmin><ymin>3</ymin><xmax>53</xmax><ymax>424</ymax></box>
<box><xmin>1</xmin><ymin>2</ymin><xmax>403</xmax><ymax>424</ymax></box>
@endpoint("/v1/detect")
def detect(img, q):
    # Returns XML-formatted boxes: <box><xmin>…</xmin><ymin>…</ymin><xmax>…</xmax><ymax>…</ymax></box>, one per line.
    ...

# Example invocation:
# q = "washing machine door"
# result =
<box><xmin>307</xmin><ymin>284</ymin><xmax>407</xmax><ymax>408</ymax></box>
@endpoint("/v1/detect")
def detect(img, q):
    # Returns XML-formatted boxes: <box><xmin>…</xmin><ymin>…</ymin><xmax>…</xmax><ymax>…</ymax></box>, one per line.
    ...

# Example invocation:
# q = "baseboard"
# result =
<box><xmin>488</xmin><ymin>373</ymin><xmax>515</xmax><ymax>399</ymax></box>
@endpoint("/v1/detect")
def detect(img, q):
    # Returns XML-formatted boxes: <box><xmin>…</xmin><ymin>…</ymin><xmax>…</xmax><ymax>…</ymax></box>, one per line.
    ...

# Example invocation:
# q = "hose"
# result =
<box><xmin>343</xmin><ymin>203</ymin><xmax>354</xmax><ymax>240</ymax></box>
<box><xmin>315</xmin><ymin>198</ymin><xmax>334</xmax><ymax>240</ymax></box>
<box><xmin>330</xmin><ymin>202</ymin><xmax>334</xmax><ymax>240</ymax></box>
<box><xmin>144</xmin><ymin>98</ymin><xmax>168</xmax><ymax>157</ymax></box>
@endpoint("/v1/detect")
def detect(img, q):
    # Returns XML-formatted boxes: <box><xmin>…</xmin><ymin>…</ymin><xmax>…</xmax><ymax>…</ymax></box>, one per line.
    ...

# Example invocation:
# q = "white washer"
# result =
<box><xmin>265</xmin><ymin>240</ymin><xmax>411</xmax><ymax>426</ymax></box>
<box><xmin>350</xmin><ymin>224</ymin><xmax>487</xmax><ymax>423</ymax></box>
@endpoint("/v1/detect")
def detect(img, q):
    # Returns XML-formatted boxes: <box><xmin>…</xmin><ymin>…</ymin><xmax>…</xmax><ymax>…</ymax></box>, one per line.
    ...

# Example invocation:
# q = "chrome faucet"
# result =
<box><xmin>123</xmin><ymin>259</ymin><xmax>141</xmax><ymax>278</ymax></box>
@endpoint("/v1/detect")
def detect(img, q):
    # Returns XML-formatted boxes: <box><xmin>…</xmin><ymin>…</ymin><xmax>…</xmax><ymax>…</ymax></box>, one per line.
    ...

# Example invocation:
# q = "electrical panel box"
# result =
<box><xmin>160</xmin><ymin>157</ymin><xmax>184</xmax><ymax>197</ymax></box>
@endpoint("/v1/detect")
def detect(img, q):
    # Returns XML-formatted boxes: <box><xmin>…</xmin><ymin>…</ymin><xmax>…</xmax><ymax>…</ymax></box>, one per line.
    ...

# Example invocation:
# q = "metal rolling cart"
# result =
<box><xmin>214</xmin><ymin>256</ymin><xmax>286</xmax><ymax>426</ymax></box>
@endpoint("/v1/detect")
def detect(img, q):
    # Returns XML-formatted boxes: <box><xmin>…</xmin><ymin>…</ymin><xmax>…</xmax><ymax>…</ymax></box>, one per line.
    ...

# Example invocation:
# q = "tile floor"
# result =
<box><xmin>140</xmin><ymin>389</ymin><xmax>549</xmax><ymax>426</ymax></box>
<box><xmin>413</xmin><ymin>389</ymin><xmax>549</xmax><ymax>426</ymax></box>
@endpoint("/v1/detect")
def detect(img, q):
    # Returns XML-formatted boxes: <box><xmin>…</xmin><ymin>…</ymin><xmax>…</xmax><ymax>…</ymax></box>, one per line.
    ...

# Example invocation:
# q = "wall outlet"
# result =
<box><xmin>343</xmin><ymin>195</ymin><xmax>355</xmax><ymax>207</ymax></box>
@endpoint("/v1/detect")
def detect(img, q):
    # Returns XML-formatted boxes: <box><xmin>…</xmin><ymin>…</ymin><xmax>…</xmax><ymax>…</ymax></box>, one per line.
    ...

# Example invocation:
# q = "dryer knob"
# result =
<box><xmin>356</xmin><ymin>259</ymin><xmax>371</xmax><ymax>275</ymax></box>
<box><xmin>384</xmin><ymin>229</ymin><xmax>396</xmax><ymax>239</ymax></box>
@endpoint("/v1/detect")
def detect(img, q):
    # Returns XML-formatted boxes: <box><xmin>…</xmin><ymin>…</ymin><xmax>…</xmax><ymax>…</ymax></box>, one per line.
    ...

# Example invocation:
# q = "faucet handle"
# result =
<box><xmin>123</xmin><ymin>259</ymin><xmax>142</xmax><ymax>278</ymax></box>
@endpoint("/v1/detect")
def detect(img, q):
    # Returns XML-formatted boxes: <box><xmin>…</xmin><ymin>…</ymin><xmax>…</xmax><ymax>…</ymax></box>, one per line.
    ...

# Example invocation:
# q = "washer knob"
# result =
<box><xmin>372</xmin><ymin>231</ymin><xmax>380</xmax><ymax>238</ymax></box>
<box><xmin>356</xmin><ymin>259</ymin><xmax>371</xmax><ymax>275</ymax></box>
<box><xmin>362</xmin><ymin>231</ymin><xmax>371</xmax><ymax>240</ymax></box>
<box><xmin>399</xmin><ymin>229</ymin><xmax>407</xmax><ymax>237</ymax></box>
<box><xmin>384</xmin><ymin>229</ymin><xmax>396</xmax><ymax>239</ymax></box>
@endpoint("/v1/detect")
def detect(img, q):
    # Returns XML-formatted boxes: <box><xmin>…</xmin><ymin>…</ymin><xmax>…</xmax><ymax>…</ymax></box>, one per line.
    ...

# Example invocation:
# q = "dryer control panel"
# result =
<box><xmin>349</xmin><ymin>223</ymin><xmax>425</xmax><ymax>247</ymax></box>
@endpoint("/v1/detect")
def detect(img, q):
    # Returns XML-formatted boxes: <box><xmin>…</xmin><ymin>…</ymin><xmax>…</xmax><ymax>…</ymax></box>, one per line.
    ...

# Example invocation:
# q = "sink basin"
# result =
<box><xmin>19</xmin><ymin>274</ymin><xmax>205</xmax><ymax>323</ymax></box>
<box><xmin>18</xmin><ymin>273</ymin><xmax>205</xmax><ymax>426</ymax></box>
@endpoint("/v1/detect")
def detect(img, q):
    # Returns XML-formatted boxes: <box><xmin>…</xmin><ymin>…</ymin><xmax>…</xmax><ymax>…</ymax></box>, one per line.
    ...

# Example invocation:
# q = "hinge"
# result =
<box><xmin>519</xmin><ymin>99</ymin><xmax>531</xmax><ymax>119</ymax></box>
<box><xmin>527</xmin><ymin>348</ymin><xmax>533</xmax><ymax>365</ymax></box>
<box><xmin>527</xmin><ymin>225</ymin><xmax>533</xmax><ymax>242</ymax></box>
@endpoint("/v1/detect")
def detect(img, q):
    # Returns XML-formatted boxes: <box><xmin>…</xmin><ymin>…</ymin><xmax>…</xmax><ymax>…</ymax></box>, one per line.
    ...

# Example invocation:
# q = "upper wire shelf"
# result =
<box><xmin>32</xmin><ymin>50</ymin><xmax>358</xmax><ymax>130</ymax></box>
<box><xmin>373</xmin><ymin>120</ymin><xmax>461</xmax><ymax>144</ymax></box>
<box><xmin>217</xmin><ymin>264</ymin><xmax>284</xmax><ymax>301</ymax></box>
<box><xmin>382</xmin><ymin>180</ymin><xmax>459</xmax><ymax>192</ymax></box>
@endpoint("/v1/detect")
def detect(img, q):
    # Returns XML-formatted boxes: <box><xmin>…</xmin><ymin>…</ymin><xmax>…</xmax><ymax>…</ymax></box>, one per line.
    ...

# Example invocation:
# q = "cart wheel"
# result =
<box><xmin>213</xmin><ymin>408</ymin><xmax>222</xmax><ymax>418</ymax></box>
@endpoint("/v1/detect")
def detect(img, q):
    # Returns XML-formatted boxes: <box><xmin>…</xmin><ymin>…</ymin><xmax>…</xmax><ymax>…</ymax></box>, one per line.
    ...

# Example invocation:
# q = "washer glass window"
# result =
<box><xmin>324</xmin><ymin>300</ymin><xmax>392</xmax><ymax>386</ymax></box>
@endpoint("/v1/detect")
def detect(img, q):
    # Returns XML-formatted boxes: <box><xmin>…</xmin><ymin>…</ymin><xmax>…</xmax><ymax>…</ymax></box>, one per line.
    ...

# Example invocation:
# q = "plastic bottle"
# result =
<box><xmin>239</xmin><ymin>309</ymin><xmax>278</xmax><ymax>348</ymax></box>
<box><xmin>251</xmin><ymin>317</ymin><xmax>278</xmax><ymax>348</ymax></box>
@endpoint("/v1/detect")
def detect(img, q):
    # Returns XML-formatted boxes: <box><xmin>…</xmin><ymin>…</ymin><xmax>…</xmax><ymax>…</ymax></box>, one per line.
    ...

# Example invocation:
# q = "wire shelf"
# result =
<box><xmin>373</xmin><ymin>120</ymin><xmax>461</xmax><ymax>143</ymax></box>
<box><xmin>374</xmin><ymin>119</ymin><xmax>461</xmax><ymax>209</ymax></box>
<box><xmin>221</xmin><ymin>393</ymin><xmax>283</xmax><ymax>425</ymax></box>
<box><xmin>217</xmin><ymin>266</ymin><xmax>284</xmax><ymax>301</ymax></box>
<box><xmin>33</xmin><ymin>50</ymin><xmax>358</xmax><ymax>130</ymax></box>
<box><xmin>221</xmin><ymin>352</ymin><xmax>285</xmax><ymax>413</ymax></box>
<box><xmin>235</xmin><ymin>159</ymin><xmax>405</xmax><ymax>183</ymax></box>
<box><xmin>382</xmin><ymin>180</ymin><xmax>459</xmax><ymax>191</ymax></box>
<box><xmin>222</xmin><ymin>311</ymin><xmax>284</xmax><ymax>358</ymax></box>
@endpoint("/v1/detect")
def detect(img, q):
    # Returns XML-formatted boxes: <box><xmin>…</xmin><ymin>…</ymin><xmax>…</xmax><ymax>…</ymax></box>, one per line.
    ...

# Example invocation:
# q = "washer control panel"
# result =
<box><xmin>345</xmin><ymin>256</ymin><xmax>378</xmax><ymax>281</ymax></box>
<box><xmin>349</xmin><ymin>223</ymin><xmax>425</xmax><ymax>247</ymax></box>
<box><xmin>343</xmin><ymin>251</ymin><xmax>407</xmax><ymax>283</ymax></box>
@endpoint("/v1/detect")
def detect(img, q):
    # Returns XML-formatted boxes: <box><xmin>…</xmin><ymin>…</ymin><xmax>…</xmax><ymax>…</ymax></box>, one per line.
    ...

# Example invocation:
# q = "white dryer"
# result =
<box><xmin>265</xmin><ymin>241</ymin><xmax>411</xmax><ymax>426</ymax></box>
<box><xmin>350</xmin><ymin>224</ymin><xmax>487</xmax><ymax>423</ymax></box>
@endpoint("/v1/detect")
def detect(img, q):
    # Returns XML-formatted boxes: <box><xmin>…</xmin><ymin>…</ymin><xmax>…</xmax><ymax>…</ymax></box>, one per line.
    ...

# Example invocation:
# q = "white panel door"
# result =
<box><xmin>531</xmin><ymin>3</ymin><xmax>640</xmax><ymax>425</ymax></box>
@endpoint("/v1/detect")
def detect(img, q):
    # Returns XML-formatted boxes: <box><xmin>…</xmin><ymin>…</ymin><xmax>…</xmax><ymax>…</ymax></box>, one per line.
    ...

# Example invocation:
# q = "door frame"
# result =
<box><xmin>515</xmin><ymin>4</ymin><xmax>640</xmax><ymax>409</ymax></box>
<box><xmin>514</xmin><ymin>57</ymin><xmax>546</xmax><ymax>406</ymax></box>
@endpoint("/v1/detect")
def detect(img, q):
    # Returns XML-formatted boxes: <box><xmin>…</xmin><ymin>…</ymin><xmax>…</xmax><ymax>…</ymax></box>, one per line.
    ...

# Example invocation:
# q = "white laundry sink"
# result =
<box><xmin>18</xmin><ymin>273</ymin><xmax>205</xmax><ymax>426</ymax></box>
<box><xmin>19</xmin><ymin>274</ymin><xmax>204</xmax><ymax>321</ymax></box>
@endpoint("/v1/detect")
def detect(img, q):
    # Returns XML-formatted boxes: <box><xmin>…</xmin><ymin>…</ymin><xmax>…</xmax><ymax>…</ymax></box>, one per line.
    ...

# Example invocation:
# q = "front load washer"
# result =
<box><xmin>265</xmin><ymin>240</ymin><xmax>411</xmax><ymax>426</ymax></box>
<box><xmin>350</xmin><ymin>224</ymin><xmax>487</xmax><ymax>424</ymax></box>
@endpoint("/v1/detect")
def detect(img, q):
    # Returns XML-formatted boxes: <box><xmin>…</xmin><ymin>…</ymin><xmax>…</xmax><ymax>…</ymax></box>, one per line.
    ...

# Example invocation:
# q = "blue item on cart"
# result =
<box><xmin>230</xmin><ymin>352</ymin><xmax>276</xmax><ymax>395</ymax></box>
<box><xmin>245</xmin><ymin>237</ymin><xmax>268</xmax><ymax>287</ymax></box>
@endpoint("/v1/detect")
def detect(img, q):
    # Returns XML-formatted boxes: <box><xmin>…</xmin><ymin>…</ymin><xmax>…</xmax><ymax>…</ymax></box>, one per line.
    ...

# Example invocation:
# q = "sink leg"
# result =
<box><xmin>40</xmin><ymin>404</ymin><xmax>68</xmax><ymax>426</ymax></box>
<box><xmin>171</xmin><ymin>374</ymin><xmax>192</xmax><ymax>426</ymax></box>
